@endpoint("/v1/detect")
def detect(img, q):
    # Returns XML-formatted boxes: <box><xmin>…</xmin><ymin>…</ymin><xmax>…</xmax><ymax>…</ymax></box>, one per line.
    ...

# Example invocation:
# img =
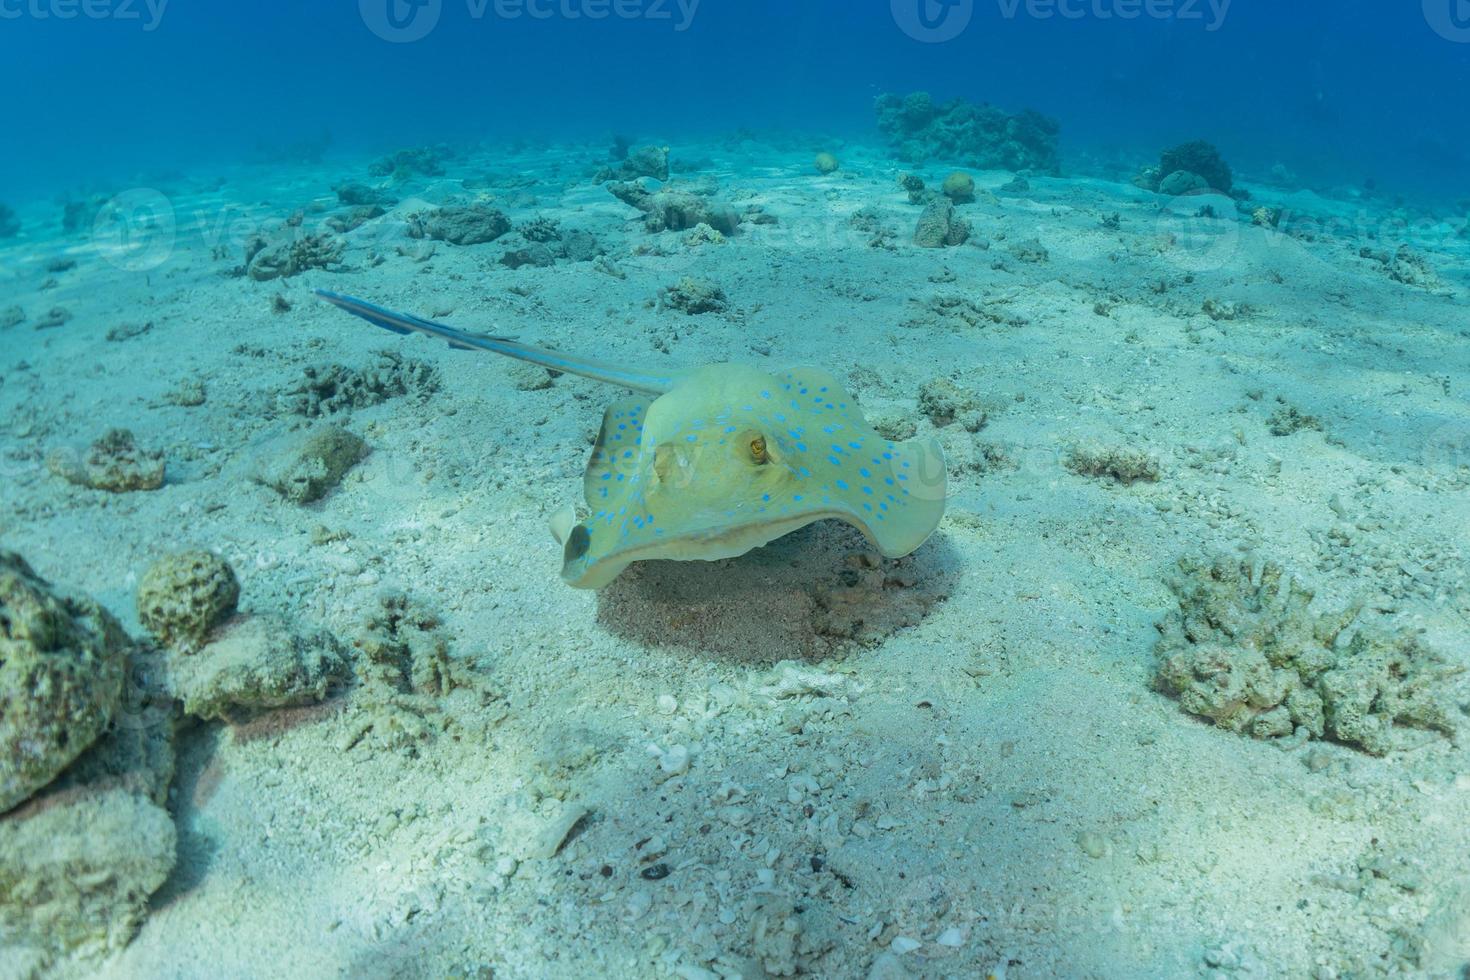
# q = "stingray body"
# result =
<box><xmin>317</xmin><ymin>290</ymin><xmax>947</xmax><ymax>588</ymax></box>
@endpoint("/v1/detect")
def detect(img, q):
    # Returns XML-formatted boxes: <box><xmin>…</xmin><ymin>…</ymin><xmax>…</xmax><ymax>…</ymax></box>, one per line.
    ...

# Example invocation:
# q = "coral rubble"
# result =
<box><xmin>1153</xmin><ymin>554</ymin><xmax>1465</xmax><ymax>754</ymax></box>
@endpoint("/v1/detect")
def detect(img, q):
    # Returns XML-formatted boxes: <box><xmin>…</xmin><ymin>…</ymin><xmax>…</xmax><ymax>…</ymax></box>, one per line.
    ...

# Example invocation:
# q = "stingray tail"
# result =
<box><xmin>314</xmin><ymin>289</ymin><xmax>674</xmax><ymax>396</ymax></box>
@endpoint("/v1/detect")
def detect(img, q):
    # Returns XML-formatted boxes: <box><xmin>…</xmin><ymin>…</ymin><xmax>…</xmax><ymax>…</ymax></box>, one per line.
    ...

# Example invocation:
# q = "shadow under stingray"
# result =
<box><xmin>594</xmin><ymin>520</ymin><xmax>961</xmax><ymax>663</ymax></box>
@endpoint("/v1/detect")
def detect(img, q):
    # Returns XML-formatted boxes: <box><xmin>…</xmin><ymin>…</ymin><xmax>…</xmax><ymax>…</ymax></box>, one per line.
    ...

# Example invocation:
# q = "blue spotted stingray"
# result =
<box><xmin>317</xmin><ymin>290</ymin><xmax>948</xmax><ymax>589</ymax></box>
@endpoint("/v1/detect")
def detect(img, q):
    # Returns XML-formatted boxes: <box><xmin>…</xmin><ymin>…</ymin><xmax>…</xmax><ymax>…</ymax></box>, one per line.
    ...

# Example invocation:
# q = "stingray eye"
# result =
<box><xmin>749</xmin><ymin>434</ymin><xmax>768</xmax><ymax>464</ymax></box>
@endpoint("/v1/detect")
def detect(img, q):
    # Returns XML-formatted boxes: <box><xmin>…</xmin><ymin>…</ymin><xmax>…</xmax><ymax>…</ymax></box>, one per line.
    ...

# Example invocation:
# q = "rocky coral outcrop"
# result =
<box><xmin>47</xmin><ymin>428</ymin><xmax>165</xmax><ymax>492</ymax></box>
<box><xmin>913</xmin><ymin>197</ymin><xmax>970</xmax><ymax>248</ymax></box>
<box><xmin>876</xmin><ymin>91</ymin><xmax>1060</xmax><ymax>174</ymax></box>
<box><xmin>252</xmin><ymin>425</ymin><xmax>368</xmax><ymax>504</ymax></box>
<box><xmin>0</xmin><ymin>553</ymin><xmax>130</xmax><ymax>813</ymax></box>
<box><xmin>406</xmin><ymin>204</ymin><xmax>511</xmax><ymax>246</ymax></box>
<box><xmin>0</xmin><ymin>787</ymin><xmax>176</xmax><ymax>975</ymax></box>
<box><xmin>608</xmin><ymin>181</ymin><xmax>740</xmax><ymax>235</ymax></box>
<box><xmin>244</xmin><ymin>231</ymin><xmax>345</xmax><ymax>281</ymax></box>
<box><xmin>662</xmin><ymin>276</ymin><xmax>729</xmax><ymax>315</ymax></box>
<box><xmin>595</xmin><ymin>144</ymin><xmax>669</xmax><ymax>182</ymax></box>
<box><xmin>165</xmin><ymin>615</ymin><xmax>349</xmax><ymax>721</ymax></box>
<box><xmin>1153</xmin><ymin>554</ymin><xmax>1465</xmax><ymax>754</ymax></box>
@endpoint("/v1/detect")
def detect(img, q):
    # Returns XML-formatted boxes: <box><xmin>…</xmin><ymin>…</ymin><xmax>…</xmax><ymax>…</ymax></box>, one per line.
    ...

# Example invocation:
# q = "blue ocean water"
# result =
<box><xmin>2</xmin><ymin>0</ymin><xmax>1468</xmax><ymax>203</ymax></box>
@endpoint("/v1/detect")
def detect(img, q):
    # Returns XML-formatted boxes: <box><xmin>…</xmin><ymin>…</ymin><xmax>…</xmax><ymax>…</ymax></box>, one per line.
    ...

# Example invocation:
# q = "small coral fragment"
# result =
<box><xmin>136</xmin><ymin>550</ymin><xmax>240</xmax><ymax>651</ymax></box>
<box><xmin>47</xmin><ymin>428</ymin><xmax>165</xmax><ymax>492</ymax></box>
<box><xmin>253</xmin><ymin>425</ymin><xmax>368</xmax><ymax>504</ymax></box>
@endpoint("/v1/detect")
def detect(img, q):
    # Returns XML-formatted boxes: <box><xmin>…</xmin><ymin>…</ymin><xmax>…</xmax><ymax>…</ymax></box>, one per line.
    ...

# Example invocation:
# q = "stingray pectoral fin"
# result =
<box><xmin>548</xmin><ymin>504</ymin><xmax>578</xmax><ymax>545</ymax></box>
<box><xmin>864</xmin><ymin>435</ymin><xmax>947</xmax><ymax>557</ymax></box>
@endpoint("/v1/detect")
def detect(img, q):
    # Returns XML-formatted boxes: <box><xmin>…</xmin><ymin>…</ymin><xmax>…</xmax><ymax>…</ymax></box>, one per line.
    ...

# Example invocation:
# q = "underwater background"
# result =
<box><xmin>5</xmin><ymin>0</ymin><xmax>1470</xmax><ymax>202</ymax></box>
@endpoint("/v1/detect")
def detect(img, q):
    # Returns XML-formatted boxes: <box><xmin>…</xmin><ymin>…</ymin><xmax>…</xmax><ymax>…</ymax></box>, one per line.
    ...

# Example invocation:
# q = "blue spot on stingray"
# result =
<box><xmin>863</xmin><ymin>486</ymin><xmax>874</xmax><ymax>495</ymax></box>
<box><xmin>885</xmin><ymin>477</ymin><xmax>895</xmax><ymax>486</ymax></box>
<box><xmin>762</xmin><ymin>494</ymin><xmax>770</xmax><ymax>502</ymax></box>
<box><xmin>799</xmin><ymin>467</ymin><xmax>811</xmax><ymax>477</ymax></box>
<box><xmin>883</xmin><ymin>452</ymin><xmax>893</xmax><ymax>460</ymax></box>
<box><xmin>617</xmin><ymin>423</ymin><xmax>626</xmax><ymax>430</ymax></box>
<box><xmin>616</xmin><ymin>474</ymin><xmax>625</xmax><ymax>482</ymax></box>
<box><xmin>623</xmin><ymin>451</ymin><xmax>632</xmax><ymax>459</ymax></box>
<box><xmin>796</xmin><ymin>443</ymin><xmax>807</xmax><ymax>452</ymax></box>
<box><xmin>687</xmin><ymin>435</ymin><xmax>697</xmax><ymax>442</ymax></box>
<box><xmin>820</xmin><ymin>386</ymin><xmax>828</xmax><ymax>392</ymax></box>
<box><xmin>761</xmin><ymin>391</ymin><xmax>771</xmax><ymax>399</ymax></box>
<box><xmin>862</xmin><ymin>503</ymin><xmax>872</xmax><ymax>512</ymax></box>
<box><xmin>880</xmin><ymin>502</ymin><xmax>888</xmax><ymax>511</ymax></box>
<box><xmin>790</xmin><ymin>400</ymin><xmax>800</xmax><ymax>411</ymax></box>
<box><xmin>898</xmin><ymin>474</ymin><xmax>908</xmax><ymax>482</ymax></box>
<box><xmin>860</xmin><ymin>468</ymin><xmax>871</xmax><ymax>478</ymax></box>
<box><xmin>799</xmin><ymin>388</ymin><xmax>808</xmax><ymax>394</ymax></box>
<box><xmin>848</xmin><ymin>442</ymin><xmax>862</xmax><ymax>450</ymax></box>
<box><xmin>793</xmin><ymin>494</ymin><xmax>803</xmax><ymax>502</ymax></box>
<box><xmin>725</xmin><ymin>426</ymin><xmax>736</xmax><ymax>434</ymax></box>
<box><xmin>827</xmin><ymin>456</ymin><xmax>840</xmax><ymax>467</ymax></box>
<box><xmin>836</xmin><ymin>480</ymin><xmax>849</xmax><ymax>490</ymax></box>
<box><xmin>601</xmin><ymin>473</ymin><xmax>611</xmax><ymax>481</ymax></box>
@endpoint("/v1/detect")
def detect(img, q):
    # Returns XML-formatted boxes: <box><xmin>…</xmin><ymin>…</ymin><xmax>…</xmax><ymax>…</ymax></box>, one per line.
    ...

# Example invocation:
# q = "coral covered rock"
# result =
<box><xmin>406</xmin><ymin>204</ymin><xmax>511</xmax><ymax>246</ymax></box>
<box><xmin>0</xmin><ymin>553</ymin><xmax>129</xmax><ymax>813</ymax></box>
<box><xmin>941</xmin><ymin>170</ymin><xmax>975</xmax><ymax>202</ymax></box>
<box><xmin>1153</xmin><ymin>554</ymin><xmax>1465</xmax><ymax>753</ymax></box>
<box><xmin>368</xmin><ymin>144</ymin><xmax>449</xmax><ymax>180</ymax></box>
<box><xmin>165</xmin><ymin>615</ymin><xmax>349</xmax><ymax>721</ymax></box>
<box><xmin>253</xmin><ymin>424</ymin><xmax>368</xmax><ymax>504</ymax></box>
<box><xmin>913</xmin><ymin>197</ymin><xmax>970</xmax><ymax>248</ymax></box>
<box><xmin>136</xmin><ymin>550</ymin><xmax>240</xmax><ymax>652</ymax></box>
<box><xmin>876</xmin><ymin>91</ymin><xmax>1060</xmax><ymax>174</ymax></box>
<box><xmin>244</xmin><ymin>231</ymin><xmax>344</xmax><ymax>281</ymax></box>
<box><xmin>1159</xmin><ymin>140</ymin><xmax>1233</xmax><ymax>194</ymax></box>
<box><xmin>595</xmin><ymin>144</ymin><xmax>670</xmax><ymax>182</ymax></box>
<box><xmin>1064</xmin><ymin>444</ymin><xmax>1161</xmax><ymax>484</ymax></box>
<box><xmin>814</xmin><ymin>152</ymin><xmax>839</xmax><ymax>174</ymax></box>
<box><xmin>918</xmin><ymin>376</ymin><xmax>986</xmax><ymax>431</ymax></box>
<box><xmin>0</xmin><ymin>786</ymin><xmax>175</xmax><ymax>975</ymax></box>
<box><xmin>661</xmin><ymin>276</ymin><xmax>728</xmax><ymax>315</ymax></box>
<box><xmin>47</xmin><ymin>428</ymin><xmax>165</xmax><ymax>493</ymax></box>
<box><xmin>607</xmin><ymin>181</ymin><xmax>740</xmax><ymax>235</ymax></box>
<box><xmin>333</xmin><ymin>182</ymin><xmax>397</xmax><ymax>207</ymax></box>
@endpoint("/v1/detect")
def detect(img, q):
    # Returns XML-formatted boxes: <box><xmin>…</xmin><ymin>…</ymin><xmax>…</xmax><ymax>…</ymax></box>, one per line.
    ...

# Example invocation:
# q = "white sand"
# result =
<box><xmin>1</xmin><ymin>139</ymin><xmax>1467</xmax><ymax>978</ymax></box>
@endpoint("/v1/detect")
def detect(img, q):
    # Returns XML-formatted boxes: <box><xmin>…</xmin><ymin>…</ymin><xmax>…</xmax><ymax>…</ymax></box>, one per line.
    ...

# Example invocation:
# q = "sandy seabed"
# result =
<box><xmin>1</xmin><ymin>137</ymin><xmax>1468</xmax><ymax>978</ymax></box>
